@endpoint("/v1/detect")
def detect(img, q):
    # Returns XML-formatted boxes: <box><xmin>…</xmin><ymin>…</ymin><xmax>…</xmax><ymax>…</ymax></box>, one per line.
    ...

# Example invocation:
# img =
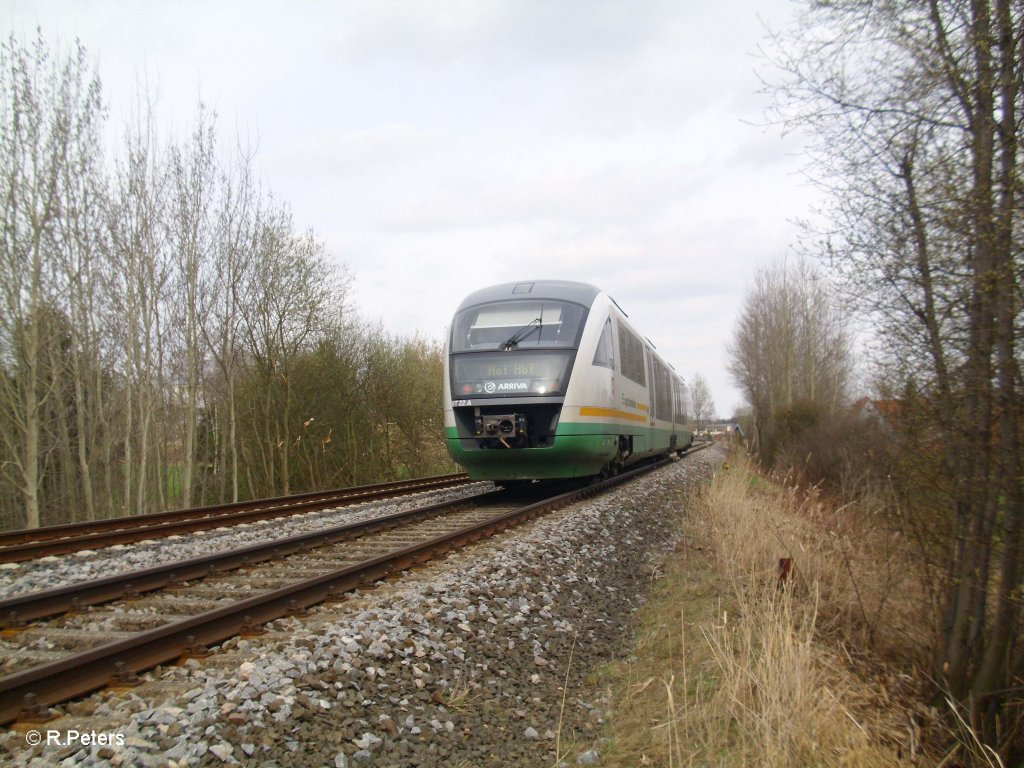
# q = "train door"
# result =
<box><xmin>670</xmin><ymin>377</ymin><xmax>678</xmax><ymax>436</ymax></box>
<box><xmin>646</xmin><ymin>349</ymin><xmax>656</xmax><ymax>450</ymax></box>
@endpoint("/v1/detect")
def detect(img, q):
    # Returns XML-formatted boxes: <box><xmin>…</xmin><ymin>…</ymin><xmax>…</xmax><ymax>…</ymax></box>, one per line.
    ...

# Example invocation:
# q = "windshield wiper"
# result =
<box><xmin>502</xmin><ymin>318</ymin><xmax>541</xmax><ymax>351</ymax></box>
<box><xmin>502</xmin><ymin>304</ymin><xmax>546</xmax><ymax>351</ymax></box>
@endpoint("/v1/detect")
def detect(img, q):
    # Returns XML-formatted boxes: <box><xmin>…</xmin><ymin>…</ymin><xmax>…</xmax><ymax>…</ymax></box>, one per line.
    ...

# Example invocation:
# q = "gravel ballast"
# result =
<box><xmin>2</xmin><ymin>447</ymin><xmax>723</xmax><ymax>767</ymax></box>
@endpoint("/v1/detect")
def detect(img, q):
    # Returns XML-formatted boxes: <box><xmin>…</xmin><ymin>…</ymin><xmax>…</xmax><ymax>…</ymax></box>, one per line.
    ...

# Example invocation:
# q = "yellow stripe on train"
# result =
<box><xmin>578</xmin><ymin>406</ymin><xmax>649</xmax><ymax>423</ymax></box>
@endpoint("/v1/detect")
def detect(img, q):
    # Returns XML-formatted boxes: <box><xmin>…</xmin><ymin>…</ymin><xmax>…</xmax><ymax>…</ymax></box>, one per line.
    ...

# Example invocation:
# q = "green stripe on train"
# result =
<box><xmin>443</xmin><ymin>422</ymin><xmax>690</xmax><ymax>480</ymax></box>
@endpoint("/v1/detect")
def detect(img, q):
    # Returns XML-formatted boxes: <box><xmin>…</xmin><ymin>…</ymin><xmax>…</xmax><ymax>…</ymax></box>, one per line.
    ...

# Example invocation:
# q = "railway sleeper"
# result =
<box><xmin>1</xmin><ymin>649</ymin><xmax>67</xmax><ymax>673</ymax></box>
<box><xmin>62</xmin><ymin>611</ymin><xmax>187</xmax><ymax>631</ymax></box>
<box><xmin>177</xmin><ymin>586</ymin><xmax>267</xmax><ymax>600</ymax></box>
<box><xmin>198</xmin><ymin>576</ymin><xmax>297</xmax><ymax>589</ymax></box>
<box><xmin>126</xmin><ymin>596</ymin><xmax>232</xmax><ymax>615</ymax></box>
<box><xmin>10</xmin><ymin>627</ymin><xmax>134</xmax><ymax>649</ymax></box>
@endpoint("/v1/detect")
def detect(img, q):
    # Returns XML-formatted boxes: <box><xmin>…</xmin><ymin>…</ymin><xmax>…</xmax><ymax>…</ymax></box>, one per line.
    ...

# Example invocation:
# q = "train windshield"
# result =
<box><xmin>450</xmin><ymin>300</ymin><xmax>587</xmax><ymax>353</ymax></box>
<box><xmin>449</xmin><ymin>299</ymin><xmax>587</xmax><ymax>398</ymax></box>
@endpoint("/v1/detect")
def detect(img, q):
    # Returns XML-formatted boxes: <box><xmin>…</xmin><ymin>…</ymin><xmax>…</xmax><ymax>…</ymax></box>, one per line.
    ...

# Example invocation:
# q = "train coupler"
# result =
<box><xmin>474</xmin><ymin>412</ymin><xmax>528</xmax><ymax>447</ymax></box>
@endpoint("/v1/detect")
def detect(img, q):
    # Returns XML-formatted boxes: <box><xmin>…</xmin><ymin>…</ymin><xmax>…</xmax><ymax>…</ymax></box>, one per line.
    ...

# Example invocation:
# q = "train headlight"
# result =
<box><xmin>532</xmin><ymin>379</ymin><xmax>559</xmax><ymax>394</ymax></box>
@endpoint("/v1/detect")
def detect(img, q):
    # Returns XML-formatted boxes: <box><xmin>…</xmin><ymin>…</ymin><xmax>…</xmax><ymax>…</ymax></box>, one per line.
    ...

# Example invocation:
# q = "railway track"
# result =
<box><xmin>0</xmin><ymin>445</ymin><xmax>709</xmax><ymax>727</ymax></box>
<box><xmin>0</xmin><ymin>473</ymin><xmax>472</xmax><ymax>564</ymax></box>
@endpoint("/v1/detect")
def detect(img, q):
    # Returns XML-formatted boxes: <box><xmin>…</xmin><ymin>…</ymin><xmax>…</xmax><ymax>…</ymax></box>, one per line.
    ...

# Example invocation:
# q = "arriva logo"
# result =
<box><xmin>483</xmin><ymin>381</ymin><xmax>528</xmax><ymax>393</ymax></box>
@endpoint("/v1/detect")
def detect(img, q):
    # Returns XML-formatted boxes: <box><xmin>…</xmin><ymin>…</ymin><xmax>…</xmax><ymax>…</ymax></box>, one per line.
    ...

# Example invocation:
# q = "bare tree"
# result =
<box><xmin>168</xmin><ymin>104</ymin><xmax>216</xmax><ymax>508</ymax></box>
<box><xmin>766</xmin><ymin>0</ymin><xmax>1023</xmax><ymax>750</ymax></box>
<box><xmin>0</xmin><ymin>34</ymin><xmax>103</xmax><ymax>527</ymax></box>
<box><xmin>200</xmin><ymin>140</ymin><xmax>259</xmax><ymax>503</ymax></box>
<box><xmin>238</xmin><ymin>204</ymin><xmax>341</xmax><ymax>496</ymax></box>
<box><xmin>727</xmin><ymin>257</ymin><xmax>851</xmax><ymax>456</ymax></box>
<box><xmin>0</xmin><ymin>30</ymin><xmax>454</xmax><ymax>532</ymax></box>
<box><xmin>690</xmin><ymin>372</ymin><xmax>715</xmax><ymax>432</ymax></box>
<box><xmin>108</xmin><ymin>92</ymin><xmax>172</xmax><ymax>516</ymax></box>
<box><xmin>52</xmin><ymin>50</ymin><xmax>107</xmax><ymax>523</ymax></box>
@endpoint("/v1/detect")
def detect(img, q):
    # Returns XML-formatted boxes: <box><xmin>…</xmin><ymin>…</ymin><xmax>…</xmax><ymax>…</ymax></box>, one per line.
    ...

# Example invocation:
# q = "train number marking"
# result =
<box><xmin>453</xmin><ymin>399</ymin><xmax>473</xmax><ymax>407</ymax></box>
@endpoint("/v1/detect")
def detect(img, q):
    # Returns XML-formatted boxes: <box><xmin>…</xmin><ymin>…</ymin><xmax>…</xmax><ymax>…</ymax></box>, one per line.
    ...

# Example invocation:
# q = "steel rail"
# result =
<box><xmin>0</xmin><ymin>488</ymin><xmax>502</xmax><ymax>629</ymax></box>
<box><xmin>0</xmin><ymin>473</ymin><xmax>472</xmax><ymax>564</ymax></box>
<box><xmin>0</xmin><ymin>453</ymin><xmax>695</xmax><ymax>726</ymax></box>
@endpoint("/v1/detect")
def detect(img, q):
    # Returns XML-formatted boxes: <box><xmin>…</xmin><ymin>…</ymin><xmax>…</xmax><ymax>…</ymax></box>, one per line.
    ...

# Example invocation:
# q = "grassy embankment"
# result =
<box><xmin>588</xmin><ymin>449</ymin><xmax>967</xmax><ymax>768</ymax></box>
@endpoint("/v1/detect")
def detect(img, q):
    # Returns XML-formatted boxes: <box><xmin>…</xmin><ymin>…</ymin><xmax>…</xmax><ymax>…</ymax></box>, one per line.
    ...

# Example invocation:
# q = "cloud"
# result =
<box><xmin>3</xmin><ymin>0</ymin><xmax>811</xmax><ymax>414</ymax></box>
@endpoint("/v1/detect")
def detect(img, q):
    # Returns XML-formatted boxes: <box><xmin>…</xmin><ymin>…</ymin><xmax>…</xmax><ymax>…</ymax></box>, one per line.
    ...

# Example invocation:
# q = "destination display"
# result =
<box><xmin>451</xmin><ymin>352</ymin><xmax>573</xmax><ymax>397</ymax></box>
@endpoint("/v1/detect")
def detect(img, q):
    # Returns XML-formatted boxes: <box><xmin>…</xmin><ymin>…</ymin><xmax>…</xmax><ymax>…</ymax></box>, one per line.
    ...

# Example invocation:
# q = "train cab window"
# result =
<box><xmin>592</xmin><ymin>318</ymin><xmax>614</xmax><ymax>368</ymax></box>
<box><xmin>451</xmin><ymin>300</ymin><xmax>586</xmax><ymax>353</ymax></box>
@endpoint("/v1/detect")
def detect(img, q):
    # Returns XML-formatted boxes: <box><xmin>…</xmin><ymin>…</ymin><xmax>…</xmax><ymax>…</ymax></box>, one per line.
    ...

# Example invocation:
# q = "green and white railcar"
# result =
<box><xmin>443</xmin><ymin>280</ymin><xmax>693</xmax><ymax>481</ymax></box>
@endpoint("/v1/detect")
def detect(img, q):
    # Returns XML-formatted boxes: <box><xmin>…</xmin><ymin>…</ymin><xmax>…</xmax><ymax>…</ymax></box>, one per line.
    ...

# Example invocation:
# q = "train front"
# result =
<box><xmin>443</xmin><ymin>282</ymin><xmax>608</xmax><ymax>481</ymax></box>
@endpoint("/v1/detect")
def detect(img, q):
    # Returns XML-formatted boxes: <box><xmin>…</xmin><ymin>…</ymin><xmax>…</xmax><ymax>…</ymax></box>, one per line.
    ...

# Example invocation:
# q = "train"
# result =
<box><xmin>443</xmin><ymin>280</ymin><xmax>694</xmax><ymax>482</ymax></box>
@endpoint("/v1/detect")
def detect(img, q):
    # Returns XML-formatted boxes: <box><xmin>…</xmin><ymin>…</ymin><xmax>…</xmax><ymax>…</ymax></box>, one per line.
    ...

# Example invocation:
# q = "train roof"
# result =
<box><xmin>454</xmin><ymin>280</ymin><xmax>602</xmax><ymax>311</ymax></box>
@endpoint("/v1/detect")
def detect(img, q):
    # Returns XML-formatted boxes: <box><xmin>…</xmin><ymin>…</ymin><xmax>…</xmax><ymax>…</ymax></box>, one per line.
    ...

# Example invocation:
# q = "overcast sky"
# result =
<box><xmin>4</xmin><ymin>0</ymin><xmax>817</xmax><ymax>416</ymax></box>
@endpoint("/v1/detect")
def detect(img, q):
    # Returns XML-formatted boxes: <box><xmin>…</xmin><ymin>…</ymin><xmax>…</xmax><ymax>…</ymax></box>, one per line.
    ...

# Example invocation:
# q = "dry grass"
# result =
<box><xmin>591</xmin><ymin>451</ymin><xmax>940</xmax><ymax>767</ymax></box>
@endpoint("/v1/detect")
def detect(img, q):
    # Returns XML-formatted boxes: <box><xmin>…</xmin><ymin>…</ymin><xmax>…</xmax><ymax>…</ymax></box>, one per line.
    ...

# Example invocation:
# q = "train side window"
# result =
<box><xmin>618</xmin><ymin>322</ymin><xmax>646</xmax><ymax>385</ymax></box>
<box><xmin>674</xmin><ymin>379</ymin><xmax>689</xmax><ymax>422</ymax></box>
<box><xmin>654</xmin><ymin>360</ymin><xmax>673</xmax><ymax>420</ymax></box>
<box><xmin>592</xmin><ymin>318</ymin><xmax>614</xmax><ymax>368</ymax></box>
